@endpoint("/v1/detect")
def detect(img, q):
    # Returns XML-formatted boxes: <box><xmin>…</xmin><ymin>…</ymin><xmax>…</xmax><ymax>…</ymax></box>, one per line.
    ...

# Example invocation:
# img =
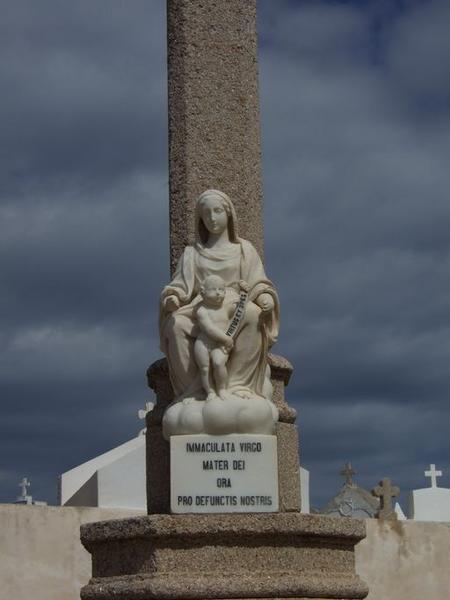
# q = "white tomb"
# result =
<box><xmin>395</xmin><ymin>502</ymin><xmax>407</xmax><ymax>520</ymax></box>
<box><xmin>300</xmin><ymin>464</ymin><xmax>310</xmax><ymax>514</ymax></box>
<box><xmin>408</xmin><ymin>464</ymin><xmax>450</xmax><ymax>522</ymax></box>
<box><xmin>59</xmin><ymin>434</ymin><xmax>146</xmax><ymax>509</ymax></box>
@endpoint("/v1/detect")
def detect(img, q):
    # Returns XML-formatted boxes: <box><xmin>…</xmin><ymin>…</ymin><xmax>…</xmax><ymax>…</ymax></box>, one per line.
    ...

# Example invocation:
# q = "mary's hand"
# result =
<box><xmin>165</xmin><ymin>295</ymin><xmax>180</xmax><ymax>313</ymax></box>
<box><xmin>256</xmin><ymin>293</ymin><xmax>274</xmax><ymax>313</ymax></box>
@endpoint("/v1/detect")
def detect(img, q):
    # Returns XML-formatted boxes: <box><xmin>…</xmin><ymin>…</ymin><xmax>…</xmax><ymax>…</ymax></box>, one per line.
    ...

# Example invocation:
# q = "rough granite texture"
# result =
<box><xmin>276</xmin><ymin>422</ymin><xmax>301</xmax><ymax>512</ymax></box>
<box><xmin>80</xmin><ymin>513</ymin><xmax>368</xmax><ymax>600</ymax></box>
<box><xmin>146</xmin><ymin>354</ymin><xmax>300</xmax><ymax>514</ymax></box>
<box><xmin>146</xmin><ymin>358</ymin><xmax>172</xmax><ymax>514</ymax></box>
<box><xmin>167</xmin><ymin>0</ymin><xmax>264</xmax><ymax>273</ymax></box>
<box><xmin>268</xmin><ymin>354</ymin><xmax>296</xmax><ymax>423</ymax></box>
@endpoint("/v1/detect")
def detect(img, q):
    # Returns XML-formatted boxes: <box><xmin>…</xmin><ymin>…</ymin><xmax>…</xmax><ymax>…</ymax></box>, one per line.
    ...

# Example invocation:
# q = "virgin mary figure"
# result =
<box><xmin>159</xmin><ymin>189</ymin><xmax>280</xmax><ymax>438</ymax></box>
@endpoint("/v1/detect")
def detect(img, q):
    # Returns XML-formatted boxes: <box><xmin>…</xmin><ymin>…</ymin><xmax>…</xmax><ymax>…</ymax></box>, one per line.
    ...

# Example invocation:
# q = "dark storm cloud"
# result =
<box><xmin>0</xmin><ymin>0</ymin><xmax>166</xmax><ymax>194</ymax></box>
<box><xmin>384</xmin><ymin>0</ymin><xmax>450</xmax><ymax>107</ymax></box>
<box><xmin>0</xmin><ymin>0</ymin><xmax>168</xmax><ymax>503</ymax></box>
<box><xmin>1</xmin><ymin>0</ymin><xmax>449</xmax><ymax>508</ymax></box>
<box><xmin>0</xmin><ymin>175</ymin><xmax>168</xmax><ymax>330</ymax></box>
<box><xmin>259</xmin><ymin>0</ymin><xmax>450</xmax><ymax>505</ymax></box>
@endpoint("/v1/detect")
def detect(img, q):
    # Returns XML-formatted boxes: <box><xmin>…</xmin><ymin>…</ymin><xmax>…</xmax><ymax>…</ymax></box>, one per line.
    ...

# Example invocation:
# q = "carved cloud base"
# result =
<box><xmin>162</xmin><ymin>393</ymin><xmax>279</xmax><ymax>440</ymax></box>
<box><xmin>80</xmin><ymin>513</ymin><xmax>368</xmax><ymax>600</ymax></box>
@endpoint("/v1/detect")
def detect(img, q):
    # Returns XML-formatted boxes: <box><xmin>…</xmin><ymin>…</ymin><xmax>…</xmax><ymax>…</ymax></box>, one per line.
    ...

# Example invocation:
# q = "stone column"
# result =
<box><xmin>146</xmin><ymin>0</ymin><xmax>301</xmax><ymax>516</ymax></box>
<box><xmin>167</xmin><ymin>0</ymin><xmax>264</xmax><ymax>273</ymax></box>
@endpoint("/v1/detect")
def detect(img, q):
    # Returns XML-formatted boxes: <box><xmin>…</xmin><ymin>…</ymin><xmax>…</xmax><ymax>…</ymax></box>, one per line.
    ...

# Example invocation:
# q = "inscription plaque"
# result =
<box><xmin>171</xmin><ymin>434</ymin><xmax>279</xmax><ymax>513</ymax></box>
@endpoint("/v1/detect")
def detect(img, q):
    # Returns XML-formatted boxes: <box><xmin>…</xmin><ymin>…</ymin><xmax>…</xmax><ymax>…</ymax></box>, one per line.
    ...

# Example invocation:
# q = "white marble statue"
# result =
<box><xmin>194</xmin><ymin>274</ymin><xmax>235</xmax><ymax>401</ymax></box>
<box><xmin>160</xmin><ymin>189</ymin><xmax>280</xmax><ymax>438</ymax></box>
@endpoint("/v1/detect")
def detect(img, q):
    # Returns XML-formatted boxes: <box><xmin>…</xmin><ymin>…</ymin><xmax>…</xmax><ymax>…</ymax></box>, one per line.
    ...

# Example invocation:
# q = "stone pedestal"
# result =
<box><xmin>145</xmin><ymin>354</ymin><xmax>300</xmax><ymax>515</ymax></box>
<box><xmin>80</xmin><ymin>513</ymin><xmax>368</xmax><ymax>600</ymax></box>
<box><xmin>80</xmin><ymin>355</ymin><xmax>367</xmax><ymax>599</ymax></box>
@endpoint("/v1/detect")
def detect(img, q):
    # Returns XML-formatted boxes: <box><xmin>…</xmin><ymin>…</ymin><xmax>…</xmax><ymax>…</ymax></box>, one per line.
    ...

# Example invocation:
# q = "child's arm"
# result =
<box><xmin>197</xmin><ymin>306</ymin><xmax>232</xmax><ymax>346</ymax></box>
<box><xmin>228</xmin><ymin>303</ymin><xmax>237</xmax><ymax>318</ymax></box>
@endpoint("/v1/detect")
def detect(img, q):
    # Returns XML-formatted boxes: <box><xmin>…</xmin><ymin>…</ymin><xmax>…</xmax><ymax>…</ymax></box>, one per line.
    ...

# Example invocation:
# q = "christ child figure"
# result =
<box><xmin>194</xmin><ymin>275</ymin><xmax>235</xmax><ymax>401</ymax></box>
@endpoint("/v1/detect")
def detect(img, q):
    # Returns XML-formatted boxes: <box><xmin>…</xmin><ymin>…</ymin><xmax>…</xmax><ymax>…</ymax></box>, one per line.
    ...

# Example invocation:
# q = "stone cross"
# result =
<box><xmin>372</xmin><ymin>477</ymin><xmax>400</xmax><ymax>520</ymax></box>
<box><xmin>340</xmin><ymin>462</ymin><xmax>356</xmax><ymax>486</ymax></box>
<box><xmin>18</xmin><ymin>477</ymin><xmax>30</xmax><ymax>499</ymax></box>
<box><xmin>425</xmin><ymin>463</ymin><xmax>442</xmax><ymax>488</ymax></box>
<box><xmin>167</xmin><ymin>0</ymin><xmax>264</xmax><ymax>273</ymax></box>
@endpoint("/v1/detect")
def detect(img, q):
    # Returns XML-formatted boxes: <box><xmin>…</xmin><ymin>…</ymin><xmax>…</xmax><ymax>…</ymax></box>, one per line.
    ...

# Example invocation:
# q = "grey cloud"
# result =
<box><xmin>0</xmin><ymin>172</ymin><xmax>168</xmax><ymax>332</ymax></box>
<box><xmin>0</xmin><ymin>2</ymin><xmax>169</xmax><ymax>504</ymax></box>
<box><xmin>262</xmin><ymin>0</ymin><xmax>370</xmax><ymax>66</ymax></box>
<box><xmin>0</xmin><ymin>1</ymin><xmax>166</xmax><ymax>193</ymax></box>
<box><xmin>259</xmin><ymin>0</ymin><xmax>450</xmax><ymax>506</ymax></box>
<box><xmin>1</xmin><ymin>0</ymin><xmax>449</xmax><ymax>508</ymax></box>
<box><xmin>300</xmin><ymin>397</ymin><xmax>450</xmax><ymax>506</ymax></box>
<box><xmin>384</xmin><ymin>0</ymin><xmax>450</xmax><ymax>105</ymax></box>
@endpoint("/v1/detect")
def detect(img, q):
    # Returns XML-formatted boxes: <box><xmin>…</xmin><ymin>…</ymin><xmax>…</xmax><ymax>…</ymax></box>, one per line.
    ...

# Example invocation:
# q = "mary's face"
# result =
<box><xmin>200</xmin><ymin>196</ymin><xmax>228</xmax><ymax>235</ymax></box>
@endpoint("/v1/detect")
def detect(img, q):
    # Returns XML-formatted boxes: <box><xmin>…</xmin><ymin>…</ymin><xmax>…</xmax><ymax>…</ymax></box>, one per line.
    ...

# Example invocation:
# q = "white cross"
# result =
<box><xmin>138</xmin><ymin>402</ymin><xmax>154</xmax><ymax>421</ymax></box>
<box><xmin>18</xmin><ymin>477</ymin><xmax>30</xmax><ymax>498</ymax></box>
<box><xmin>424</xmin><ymin>464</ymin><xmax>442</xmax><ymax>488</ymax></box>
<box><xmin>138</xmin><ymin>401</ymin><xmax>154</xmax><ymax>436</ymax></box>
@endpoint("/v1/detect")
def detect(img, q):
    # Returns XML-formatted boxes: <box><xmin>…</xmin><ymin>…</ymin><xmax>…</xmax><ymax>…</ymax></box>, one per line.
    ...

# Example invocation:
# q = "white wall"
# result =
<box><xmin>1</xmin><ymin>505</ymin><xmax>144</xmax><ymax>600</ymax></box>
<box><xmin>60</xmin><ymin>436</ymin><xmax>144</xmax><ymax>506</ymax></box>
<box><xmin>356</xmin><ymin>519</ymin><xmax>450</xmax><ymax>599</ymax></box>
<box><xmin>2</xmin><ymin>504</ymin><xmax>450</xmax><ymax>600</ymax></box>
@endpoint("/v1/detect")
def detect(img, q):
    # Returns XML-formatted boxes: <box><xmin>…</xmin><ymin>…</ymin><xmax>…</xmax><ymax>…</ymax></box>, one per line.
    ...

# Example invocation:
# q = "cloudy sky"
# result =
<box><xmin>1</xmin><ymin>0</ymin><xmax>449</xmax><ymax>510</ymax></box>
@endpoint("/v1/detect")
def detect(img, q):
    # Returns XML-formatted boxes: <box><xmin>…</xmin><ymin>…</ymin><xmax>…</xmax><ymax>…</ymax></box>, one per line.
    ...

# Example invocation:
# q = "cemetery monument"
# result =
<box><xmin>80</xmin><ymin>2</ymin><xmax>368</xmax><ymax>599</ymax></box>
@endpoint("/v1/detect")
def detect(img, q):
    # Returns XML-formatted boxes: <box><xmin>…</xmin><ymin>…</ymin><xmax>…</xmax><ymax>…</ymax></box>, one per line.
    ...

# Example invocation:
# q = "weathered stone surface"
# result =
<box><xmin>277</xmin><ymin>422</ymin><xmax>301</xmax><ymax>512</ymax></box>
<box><xmin>146</xmin><ymin>355</ymin><xmax>300</xmax><ymax>514</ymax></box>
<box><xmin>167</xmin><ymin>0</ymin><xmax>264</xmax><ymax>273</ymax></box>
<box><xmin>3</xmin><ymin>505</ymin><xmax>449</xmax><ymax>600</ymax></box>
<box><xmin>356</xmin><ymin>519</ymin><xmax>450</xmax><ymax>600</ymax></box>
<box><xmin>82</xmin><ymin>576</ymin><xmax>368</xmax><ymax>600</ymax></box>
<box><xmin>146</xmin><ymin>358</ymin><xmax>172</xmax><ymax>514</ymax></box>
<box><xmin>372</xmin><ymin>478</ymin><xmax>400</xmax><ymax>521</ymax></box>
<box><xmin>269</xmin><ymin>353</ymin><xmax>297</xmax><ymax>423</ymax></box>
<box><xmin>80</xmin><ymin>513</ymin><xmax>368</xmax><ymax>600</ymax></box>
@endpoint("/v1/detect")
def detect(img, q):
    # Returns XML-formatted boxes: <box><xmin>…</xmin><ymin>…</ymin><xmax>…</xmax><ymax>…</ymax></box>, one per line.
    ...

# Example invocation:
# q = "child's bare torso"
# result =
<box><xmin>196</xmin><ymin>301</ymin><xmax>235</xmax><ymax>350</ymax></box>
<box><xmin>199</xmin><ymin>304</ymin><xmax>230</xmax><ymax>329</ymax></box>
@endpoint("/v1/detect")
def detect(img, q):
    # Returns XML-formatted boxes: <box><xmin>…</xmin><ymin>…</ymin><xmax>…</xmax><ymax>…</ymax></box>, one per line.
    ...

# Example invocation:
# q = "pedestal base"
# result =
<box><xmin>80</xmin><ymin>513</ymin><xmax>368</xmax><ymax>599</ymax></box>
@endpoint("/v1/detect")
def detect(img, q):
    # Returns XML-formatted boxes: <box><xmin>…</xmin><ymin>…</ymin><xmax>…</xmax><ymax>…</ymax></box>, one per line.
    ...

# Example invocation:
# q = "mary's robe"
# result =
<box><xmin>160</xmin><ymin>238</ymin><xmax>279</xmax><ymax>400</ymax></box>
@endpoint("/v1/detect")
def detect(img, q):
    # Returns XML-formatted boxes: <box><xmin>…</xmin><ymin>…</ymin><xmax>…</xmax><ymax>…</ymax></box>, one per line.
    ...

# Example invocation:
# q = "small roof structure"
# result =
<box><xmin>320</xmin><ymin>462</ymin><xmax>379</xmax><ymax>519</ymax></box>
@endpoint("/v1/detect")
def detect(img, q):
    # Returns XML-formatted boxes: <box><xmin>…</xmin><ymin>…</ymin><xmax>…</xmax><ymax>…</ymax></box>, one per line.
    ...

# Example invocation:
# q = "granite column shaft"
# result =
<box><xmin>167</xmin><ymin>0</ymin><xmax>264</xmax><ymax>273</ymax></box>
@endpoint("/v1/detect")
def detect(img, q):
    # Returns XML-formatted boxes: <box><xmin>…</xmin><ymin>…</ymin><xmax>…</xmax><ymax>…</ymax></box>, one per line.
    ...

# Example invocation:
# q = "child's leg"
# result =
<box><xmin>211</xmin><ymin>348</ymin><xmax>229</xmax><ymax>399</ymax></box>
<box><xmin>194</xmin><ymin>338</ymin><xmax>213</xmax><ymax>396</ymax></box>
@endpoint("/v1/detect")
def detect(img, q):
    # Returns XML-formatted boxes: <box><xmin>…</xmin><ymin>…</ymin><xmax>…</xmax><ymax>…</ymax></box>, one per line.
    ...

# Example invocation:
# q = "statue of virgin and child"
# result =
<box><xmin>159</xmin><ymin>189</ymin><xmax>280</xmax><ymax>439</ymax></box>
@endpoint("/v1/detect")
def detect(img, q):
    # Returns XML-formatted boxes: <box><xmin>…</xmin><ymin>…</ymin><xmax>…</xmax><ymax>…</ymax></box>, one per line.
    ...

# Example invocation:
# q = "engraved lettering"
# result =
<box><xmin>216</xmin><ymin>478</ymin><xmax>232</xmax><ymax>488</ymax></box>
<box><xmin>239</xmin><ymin>442</ymin><xmax>262</xmax><ymax>452</ymax></box>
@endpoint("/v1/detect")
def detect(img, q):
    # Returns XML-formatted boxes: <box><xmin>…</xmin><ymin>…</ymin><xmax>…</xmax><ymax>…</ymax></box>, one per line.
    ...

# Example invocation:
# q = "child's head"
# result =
<box><xmin>201</xmin><ymin>275</ymin><xmax>226</xmax><ymax>306</ymax></box>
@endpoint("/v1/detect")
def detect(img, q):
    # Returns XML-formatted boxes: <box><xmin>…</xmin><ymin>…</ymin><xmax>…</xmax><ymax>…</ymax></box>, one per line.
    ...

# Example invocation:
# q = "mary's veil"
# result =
<box><xmin>195</xmin><ymin>189</ymin><xmax>240</xmax><ymax>245</ymax></box>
